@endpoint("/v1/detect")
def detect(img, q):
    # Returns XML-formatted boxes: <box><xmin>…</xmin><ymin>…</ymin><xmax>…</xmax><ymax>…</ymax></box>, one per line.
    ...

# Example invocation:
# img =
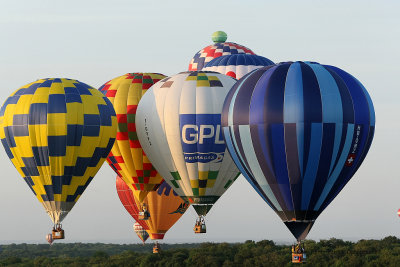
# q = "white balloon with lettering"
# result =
<box><xmin>136</xmin><ymin>71</ymin><xmax>240</xmax><ymax>216</ymax></box>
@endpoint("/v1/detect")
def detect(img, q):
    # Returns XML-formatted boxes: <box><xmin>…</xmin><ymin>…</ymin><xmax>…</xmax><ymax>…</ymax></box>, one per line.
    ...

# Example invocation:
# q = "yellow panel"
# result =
<box><xmin>49</xmin><ymin>157</ymin><xmax>65</xmax><ymax>176</ymax></box>
<box><xmin>47</xmin><ymin>114</ymin><xmax>67</xmax><ymax>136</ymax></box>
<box><xmin>78</xmin><ymin>136</ymin><xmax>98</xmax><ymax>157</ymax></box>
<box><xmin>32</xmin><ymin>87</ymin><xmax>50</xmax><ymax>99</ymax></box>
<box><xmin>81</xmin><ymin>95</ymin><xmax>101</xmax><ymax>114</ymax></box>
<box><xmin>207</xmin><ymin>76</ymin><xmax>220</xmax><ymax>81</ymax></box>
<box><xmin>199</xmin><ymin>188</ymin><xmax>206</xmax><ymax>196</ymax></box>
<box><xmin>190</xmin><ymin>179</ymin><xmax>199</xmax><ymax>188</ymax></box>
<box><xmin>64</xmin><ymin>146</ymin><xmax>78</xmax><ymax>166</ymax></box>
<box><xmin>198</xmin><ymin>171</ymin><xmax>209</xmax><ymax>180</ymax></box>
<box><xmin>206</xmin><ymin>180</ymin><xmax>216</xmax><ymax>188</ymax></box>
<box><xmin>14</xmin><ymin>137</ymin><xmax>33</xmax><ymax>157</ymax></box>
<box><xmin>28</xmin><ymin>125</ymin><xmax>48</xmax><ymax>147</ymax></box>
<box><xmin>185</xmin><ymin>76</ymin><xmax>197</xmax><ymax>81</ymax></box>
<box><xmin>66</xmin><ymin>103</ymin><xmax>84</xmax><ymax>124</ymax></box>
<box><xmin>197</xmin><ymin>80</ymin><xmax>210</xmax><ymax>87</ymax></box>
<box><xmin>53</xmin><ymin>194</ymin><xmax>62</xmax><ymax>202</ymax></box>
<box><xmin>50</xmin><ymin>82</ymin><xmax>65</xmax><ymax>94</ymax></box>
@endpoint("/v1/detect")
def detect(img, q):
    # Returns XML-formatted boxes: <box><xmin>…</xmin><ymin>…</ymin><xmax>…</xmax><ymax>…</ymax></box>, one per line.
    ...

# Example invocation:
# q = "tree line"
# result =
<box><xmin>1</xmin><ymin>236</ymin><xmax>399</xmax><ymax>266</ymax></box>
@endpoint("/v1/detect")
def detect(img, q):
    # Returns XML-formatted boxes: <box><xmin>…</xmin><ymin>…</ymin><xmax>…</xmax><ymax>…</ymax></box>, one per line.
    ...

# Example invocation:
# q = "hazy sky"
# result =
<box><xmin>0</xmin><ymin>0</ymin><xmax>399</xmax><ymax>244</ymax></box>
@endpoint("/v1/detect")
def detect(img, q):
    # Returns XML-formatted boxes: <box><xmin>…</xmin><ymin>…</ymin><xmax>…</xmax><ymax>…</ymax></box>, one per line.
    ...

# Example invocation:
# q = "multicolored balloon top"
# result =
<box><xmin>188</xmin><ymin>32</ymin><xmax>255</xmax><ymax>71</ymax></box>
<box><xmin>99</xmin><ymin>73</ymin><xmax>166</xmax><ymax>203</ymax></box>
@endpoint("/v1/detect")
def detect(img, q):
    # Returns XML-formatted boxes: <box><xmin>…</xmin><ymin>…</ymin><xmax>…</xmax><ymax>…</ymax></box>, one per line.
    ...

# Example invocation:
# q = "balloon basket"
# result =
<box><xmin>153</xmin><ymin>242</ymin><xmax>161</xmax><ymax>254</ymax></box>
<box><xmin>52</xmin><ymin>229</ymin><xmax>65</xmax><ymax>240</ymax></box>
<box><xmin>291</xmin><ymin>242</ymin><xmax>306</xmax><ymax>264</ymax></box>
<box><xmin>193</xmin><ymin>216</ymin><xmax>206</xmax><ymax>234</ymax></box>
<box><xmin>138</xmin><ymin>211</ymin><xmax>150</xmax><ymax>220</ymax></box>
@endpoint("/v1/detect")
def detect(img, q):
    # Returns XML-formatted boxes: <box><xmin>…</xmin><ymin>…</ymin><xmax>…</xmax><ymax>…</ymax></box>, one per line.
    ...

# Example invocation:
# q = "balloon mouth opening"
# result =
<box><xmin>150</xmin><ymin>233</ymin><xmax>165</xmax><ymax>240</ymax></box>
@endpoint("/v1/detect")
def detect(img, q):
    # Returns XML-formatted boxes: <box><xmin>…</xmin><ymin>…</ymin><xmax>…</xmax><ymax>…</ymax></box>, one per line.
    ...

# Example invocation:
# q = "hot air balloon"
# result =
<box><xmin>116</xmin><ymin>176</ymin><xmax>188</xmax><ymax>251</ymax></box>
<box><xmin>188</xmin><ymin>31</ymin><xmax>255</xmax><ymax>71</ymax></box>
<box><xmin>99</xmin><ymin>73</ymin><xmax>166</xmax><ymax>218</ymax></box>
<box><xmin>397</xmin><ymin>209</ymin><xmax>400</xmax><ymax>217</ymax></box>
<box><xmin>46</xmin><ymin>233</ymin><xmax>53</xmax><ymax>245</ymax></box>
<box><xmin>136</xmin><ymin>71</ymin><xmax>240</xmax><ymax>233</ymax></box>
<box><xmin>134</xmin><ymin>222</ymin><xmax>149</xmax><ymax>244</ymax></box>
<box><xmin>222</xmin><ymin>62</ymin><xmax>375</xmax><ymax>262</ymax></box>
<box><xmin>0</xmin><ymin>78</ymin><xmax>117</xmax><ymax>238</ymax></box>
<box><xmin>203</xmin><ymin>54</ymin><xmax>274</xmax><ymax>80</ymax></box>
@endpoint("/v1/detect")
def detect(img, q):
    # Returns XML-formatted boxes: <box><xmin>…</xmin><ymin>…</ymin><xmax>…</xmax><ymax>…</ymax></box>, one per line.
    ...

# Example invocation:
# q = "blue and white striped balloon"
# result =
<box><xmin>221</xmin><ymin>61</ymin><xmax>375</xmax><ymax>241</ymax></box>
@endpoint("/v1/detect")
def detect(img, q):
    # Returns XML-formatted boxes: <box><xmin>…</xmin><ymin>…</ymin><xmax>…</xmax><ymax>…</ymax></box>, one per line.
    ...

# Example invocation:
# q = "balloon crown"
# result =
<box><xmin>212</xmin><ymin>31</ymin><xmax>227</xmax><ymax>43</ymax></box>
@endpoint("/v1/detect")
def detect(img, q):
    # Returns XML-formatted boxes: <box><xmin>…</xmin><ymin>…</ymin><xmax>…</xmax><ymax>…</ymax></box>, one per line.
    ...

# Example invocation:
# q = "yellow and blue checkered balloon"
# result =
<box><xmin>0</xmin><ymin>78</ymin><xmax>117</xmax><ymax>224</ymax></box>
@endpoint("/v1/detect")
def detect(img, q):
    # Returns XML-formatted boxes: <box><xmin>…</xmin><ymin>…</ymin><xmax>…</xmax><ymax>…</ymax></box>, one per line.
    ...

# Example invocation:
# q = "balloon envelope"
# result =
<box><xmin>134</xmin><ymin>222</ymin><xmax>149</xmax><ymax>243</ymax></box>
<box><xmin>222</xmin><ymin>62</ymin><xmax>375</xmax><ymax>240</ymax></box>
<box><xmin>203</xmin><ymin>54</ymin><xmax>274</xmax><ymax>80</ymax></box>
<box><xmin>99</xmin><ymin>73</ymin><xmax>167</xmax><ymax>203</ymax></box>
<box><xmin>46</xmin><ymin>233</ymin><xmax>53</xmax><ymax>245</ymax></box>
<box><xmin>136</xmin><ymin>71</ymin><xmax>240</xmax><ymax>216</ymax></box>
<box><xmin>116</xmin><ymin>176</ymin><xmax>188</xmax><ymax>240</ymax></box>
<box><xmin>189</xmin><ymin>41</ymin><xmax>255</xmax><ymax>71</ymax></box>
<box><xmin>0</xmin><ymin>78</ymin><xmax>117</xmax><ymax>224</ymax></box>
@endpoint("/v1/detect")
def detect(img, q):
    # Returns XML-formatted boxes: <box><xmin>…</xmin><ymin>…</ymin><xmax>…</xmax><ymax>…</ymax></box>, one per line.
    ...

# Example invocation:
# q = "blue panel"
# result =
<box><xmin>307</xmin><ymin>123</ymin><xmax>336</xmax><ymax>209</ymax></box>
<box><xmin>284</xmin><ymin>63</ymin><xmax>304</xmax><ymax>123</ymax></box>
<box><xmin>270</xmin><ymin>123</ymin><xmax>293</xmax><ymax>210</ymax></box>
<box><xmin>50</xmin><ymin>175</ymin><xmax>72</xmax><ymax>194</ymax></box>
<box><xmin>67</xmin><ymin>124</ymin><xmax>83</xmax><ymax>146</ymax></box>
<box><xmin>48</xmin><ymin>94</ymin><xmax>66</xmax><ymax>113</ymax></box>
<box><xmin>84</xmin><ymin>114</ymin><xmax>100</xmax><ymax>125</ymax></box>
<box><xmin>41</xmin><ymin>194</ymin><xmax>53</xmax><ymax>202</ymax></box>
<box><xmin>65</xmin><ymin>94</ymin><xmax>82</xmax><ymax>103</ymax></box>
<box><xmin>21</xmin><ymin>157</ymin><xmax>39</xmax><ymax>175</ymax></box>
<box><xmin>74</xmin><ymin>157</ymin><xmax>91</xmax><ymax>176</ymax></box>
<box><xmin>64</xmin><ymin>87</ymin><xmax>79</xmax><ymax>94</ymax></box>
<box><xmin>325</xmin><ymin>66</ymin><xmax>369</xmax><ymax>125</ymax></box>
<box><xmin>97</xmin><ymin>104</ymin><xmax>112</xmax><ymax>126</ymax></box>
<box><xmin>284</xmin><ymin>123</ymin><xmax>302</xmax><ymax>211</ymax></box>
<box><xmin>234</xmin><ymin>68</ymin><xmax>270</xmax><ymax>125</ymax></box>
<box><xmin>313</xmin><ymin>123</ymin><xmax>355</xmax><ymax>210</ymax></box>
<box><xmin>83</xmin><ymin>125</ymin><xmax>100</xmax><ymax>136</ymax></box>
<box><xmin>12</xmin><ymin>125</ymin><xmax>29</xmax><ymax>136</ymax></box>
<box><xmin>307</xmin><ymin>63</ymin><xmax>343</xmax><ymax>123</ymax></box>
<box><xmin>301</xmin><ymin>123</ymin><xmax>323</xmax><ymax>210</ymax></box>
<box><xmin>32</xmin><ymin>146</ymin><xmax>49</xmax><ymax>166</ymax></box>
<box><xmin>300</xmin><ymin>63</ymin><xmax>322</xmax><ymax>123</ymax></box>
<box><xmin>261</xmin><ymin>64</ymin><xmax>289</xmax><ymax>124</ymax></box>
<box><xmin>39</xmin><ymin>79</ymin><xmax>53</xmax><ymax>87</ymax></box>
<box><xmin>4</xmin><ymin>127</ymin><xmax>16</xmax><ymax>147</ymax></box>
<box><xmin>355</xmin><ymin>79</ymin><xmax>375</xmax><ymax>126</ymax></box>
<box><xmin>249</xmin><ymin>66</ymin><xmax>278</xmax><ymax>124</ymax></box>
<box><xmin>63</xmin><ymin>166</ymin><xmax>75</xmax><ymax>176</ymax></box>
<box><xmin>1</xmin><ymin>138</ymin><xmax>14</xmax><ymax>159</ymax></box>
<box><xmin>89</xmin><ymin>147</ymin><xmax>106</xmax><ymax>167</ymax></box>
<box><xmin>13</xmin><ymin>114</ymin><xmax>29</xmax><ymax>126</ymax></box>
<box><xmin>48</xmin><ymin>135</ymin><xmax>67</xmax><ymax>156</ymax></box>
<box><xmin>75</xmin><ymin>83</ymin><xmax>92</xmax><ymax>95</ymax></box>
<box><xmin>104</xmin><ymin>138</ymin><xmax>115</xmax><ymax>155</ymax></box>
<box><xmin>324</xmin><ymin>68</ymin><xmax>354</xmax><ymax>124</ymax></box>
<box><xmin>29</xmin><ymin>103</ymin><xmax>48</xmax><ymax>125</ymax></box>
<box><xmin>24</xmin><ymin>83</ymin><xmax>41</xmax><ymax>94</ymax></box>
<box><xmin>103</xmin><ymin>97</ymin><xmax>116</xmax><ymax>116</ymax></box>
